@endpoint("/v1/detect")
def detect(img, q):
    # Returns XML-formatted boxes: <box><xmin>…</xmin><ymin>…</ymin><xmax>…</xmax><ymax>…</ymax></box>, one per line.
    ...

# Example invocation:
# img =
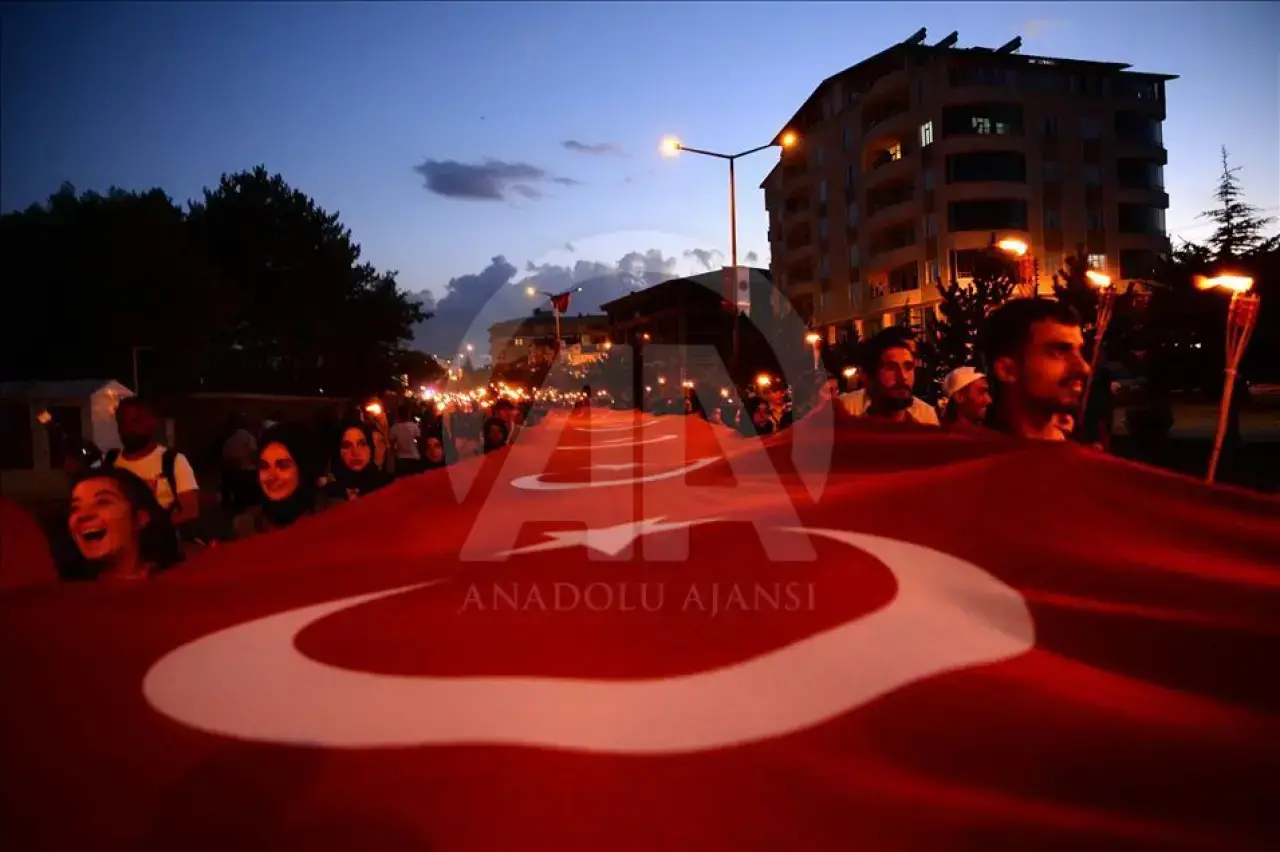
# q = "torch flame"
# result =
<box><xmin>1085</xmin><ymin>270</ymin><xmax>1113</xmax><ymax>289</ymax></box>
<box><xmin>1197</xmin><ymin>274</ymin><xmax>1254</xmax><ymax>293</ymax></box>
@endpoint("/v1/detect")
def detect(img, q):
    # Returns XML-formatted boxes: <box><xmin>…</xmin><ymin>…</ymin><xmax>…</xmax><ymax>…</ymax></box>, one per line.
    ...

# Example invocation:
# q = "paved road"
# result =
<box><xmin>1115</xmin><ymin>392</ymin><xmax>1280</xmax><ymax>441</ymax></box>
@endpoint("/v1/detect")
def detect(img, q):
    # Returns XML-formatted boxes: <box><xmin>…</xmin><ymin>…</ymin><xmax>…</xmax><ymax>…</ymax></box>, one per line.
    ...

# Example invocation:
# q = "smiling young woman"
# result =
<box><xmin>64</xmin><ymin>468</ymin><xmax>182</xmax><ymax>582</ymax></box>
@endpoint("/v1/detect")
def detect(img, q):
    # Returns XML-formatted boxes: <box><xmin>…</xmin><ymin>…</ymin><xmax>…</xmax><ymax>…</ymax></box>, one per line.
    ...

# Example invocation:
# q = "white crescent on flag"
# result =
<box><xmin>141</xmin><ymin>526</ymin><xmax>1035</xmax><ymax>753</ymax></box>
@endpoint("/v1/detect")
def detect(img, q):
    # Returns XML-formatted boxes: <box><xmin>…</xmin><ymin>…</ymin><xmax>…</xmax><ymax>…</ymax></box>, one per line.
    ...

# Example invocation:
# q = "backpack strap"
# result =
<box><xmin>161</xmin><ymin>448</ymin><xmax>180</xmax><ymax>506</ymax></box>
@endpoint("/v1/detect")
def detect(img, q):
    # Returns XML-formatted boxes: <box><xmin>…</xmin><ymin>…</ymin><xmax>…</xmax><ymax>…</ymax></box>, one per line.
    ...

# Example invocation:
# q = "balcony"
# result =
<box><xmin>869</xmin><ymin>242</ymin><xmax>920</xmax><ymax>273</ymax></box>
<box><xmin>783</xmin><ymin>193</ymin><xmax>811</xmax><ymax>216</ymax></box>
<box><xmin>865</xmin><ymin>289</ymin><xmax>924</xmax><ymax>315</ymax></box>
<box><xmin>866</xmin><ymin>183</ymin><xmax>917</xmax><ymax>222</ymax></box>
<box><xmin>863</xmin><ymin>98</ymin><xmax>912</xmax><ymax>136</ymax></box>
<box><xmin>785</xmin><ymin>226</ymin><xmax>815</xmax><ymax>253</ymax></box>
<box><xmin>1116</xmin><ymin>186</ymin><xmax>1169</xmax><ymax>209</ymax></box>
<box><xmin>863</xmin><ymin>145</ymin><xmax>912</xmax><ymax>186</ymax></box>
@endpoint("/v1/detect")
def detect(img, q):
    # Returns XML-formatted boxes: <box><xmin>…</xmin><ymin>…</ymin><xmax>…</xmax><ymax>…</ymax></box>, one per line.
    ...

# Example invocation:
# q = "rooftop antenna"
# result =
<box><xmin>934</xmin><ymin>31</ymin><xmax>959</xmax><ymax>49</ymax></box>
<box><xmin>996</xmin><ymin>36</ymin><xmax>1022</xmax><ymax>54</ymax></box>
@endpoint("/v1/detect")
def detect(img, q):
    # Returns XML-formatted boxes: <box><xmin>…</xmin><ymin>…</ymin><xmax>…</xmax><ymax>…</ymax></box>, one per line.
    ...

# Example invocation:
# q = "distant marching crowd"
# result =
<box><xmin>1</xmin><ymin>297</ymin><xmax>1099</xmax><ymax>589</ymax></box>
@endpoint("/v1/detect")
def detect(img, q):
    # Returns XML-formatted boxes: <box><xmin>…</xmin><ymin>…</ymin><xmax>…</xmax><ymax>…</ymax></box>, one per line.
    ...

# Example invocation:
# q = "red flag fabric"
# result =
<box><xmin>2</xmin><ymin>410</ymin><xmax>1279</xmax><ymax>851</ymax></box>
<box><xmin>550</xmin><ymin>292</ymin><xmax>571</xmax><ymax>314</ymax></box>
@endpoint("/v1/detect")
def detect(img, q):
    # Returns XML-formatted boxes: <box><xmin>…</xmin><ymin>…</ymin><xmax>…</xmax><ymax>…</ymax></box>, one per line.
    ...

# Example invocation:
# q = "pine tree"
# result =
<box><xmin>929</xmin><ymin>237</ymin><xmax>1018</xmax><ymax>378</ymax></box>
<box><xmin>1201</xmin><ymin>147</ymin><xmax>1276</xmax><ymax>261</ymax></box>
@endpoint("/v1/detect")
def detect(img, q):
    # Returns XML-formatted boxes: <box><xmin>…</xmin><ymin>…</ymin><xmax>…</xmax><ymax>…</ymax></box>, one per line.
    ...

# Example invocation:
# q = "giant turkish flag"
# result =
<box><xmin>2</xmin><ymin>409</ymin><xmax>1278</xmax><ymax>851</ymax></box>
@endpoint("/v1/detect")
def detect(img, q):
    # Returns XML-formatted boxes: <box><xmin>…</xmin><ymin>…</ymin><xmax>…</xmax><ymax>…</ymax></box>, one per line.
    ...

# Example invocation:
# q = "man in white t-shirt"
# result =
<box><xmin>110</xmin><ymin>398</ymin><xmax>200</xmax><ymax>523</ymax></box>
<box><xmin>389</xmin><ymin>405</ymin><xmax>422</xmax><ymax>475</ymax></box>
<box><xmin>838</xmin><ymin>328</ymin><xmax>939</xmax><ymax>426</ymax></box>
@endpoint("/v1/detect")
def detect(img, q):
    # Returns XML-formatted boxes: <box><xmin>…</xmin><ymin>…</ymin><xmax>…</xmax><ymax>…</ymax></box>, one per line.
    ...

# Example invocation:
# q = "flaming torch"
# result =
<box><xmin>1197</xmin><ymin>274</ymin><xmax>1259</xmax><ymax>484</ymax></box>
<box><xmin>805</xmin><ymin>331</ymin><xmax>822</xmax><ymax>371</ymax></box>
<box><xmin>1076</xmin><ymin>270</ymin><xmax>1115</xmax><ymax>424</ymax></box>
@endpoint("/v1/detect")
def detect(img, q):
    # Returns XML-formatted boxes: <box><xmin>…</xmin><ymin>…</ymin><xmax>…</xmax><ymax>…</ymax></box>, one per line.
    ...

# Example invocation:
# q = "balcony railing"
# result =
<box><xmin>867</xmin><ymin>184</ymin><xmax>916</xmax><ymax>217</ymax></box>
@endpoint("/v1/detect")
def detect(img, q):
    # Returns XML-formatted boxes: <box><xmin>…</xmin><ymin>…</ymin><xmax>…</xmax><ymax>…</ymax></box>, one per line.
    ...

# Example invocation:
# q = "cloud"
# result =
<box><xmin>562</xmin><ymin>140</ymin><xmax>624</xmax><ymax>156</ymax></box>
<box><xmin>1022</xmin><ymin>19</ymin><xmax>1067</xmax><ymax>39</ymax></box>
<box><xmin>745</xmin><ymin>251</ymin><xmax>760</xmax><ymax>264</ymax></box>
<box><xmin>411</xmin><ymin>249</ymin><xmax>690</xmax><ymax>356</ymax></box>
<box><xmin>412</xmin><ymin>158</ymin><xmax>581</xmax><ymax>201</ymax></box>
<box><xmin>683</xmin><ymin>248</ymin><xmax>724</xmax><ymax>270</ymax></box>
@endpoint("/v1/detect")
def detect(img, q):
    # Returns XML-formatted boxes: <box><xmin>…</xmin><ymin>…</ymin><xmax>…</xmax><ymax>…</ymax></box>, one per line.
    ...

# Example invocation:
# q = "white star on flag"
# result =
<box><xmin>499</xmin><ymin>517</ymin><xmax>719</xmax><ymax>558</ymax></box>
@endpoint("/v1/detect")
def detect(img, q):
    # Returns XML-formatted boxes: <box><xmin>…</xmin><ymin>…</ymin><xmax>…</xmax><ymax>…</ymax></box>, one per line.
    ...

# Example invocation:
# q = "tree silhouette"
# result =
<box><xmin>928</xmin><ymin>236</ymin><xmax>1017</xmax><ymax>379</ymax></box>
<box><xmin>1201</xmin><ymin>147</ymin><xmax>1278</xmax><ymax>261</ymax></box>
<box><xmin>2</xmin><ymin>168</ymin><xmax>432</xmax><ymax>396</ymax></box>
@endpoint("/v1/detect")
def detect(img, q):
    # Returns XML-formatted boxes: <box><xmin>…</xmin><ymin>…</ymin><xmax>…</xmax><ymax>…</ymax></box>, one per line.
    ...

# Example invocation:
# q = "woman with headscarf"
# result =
<box><xmin>232</xmin><ymin>424</ymin><xmax>324</xmax><ymax>539</ymax></box>
<box><xmin>420</xmin><ymin>423</ymin><xmax>451</xmax><ymax>470</ymax></box>
<box><xmin>62</xmin><ymin>467</ymin><xmax>182</xmax><ymax>582</ymax></box>
<box><xmin>482</xmin><ymin>416</ymin><xmax>511</xmax><ymax>454</ymax></box>
<box><xmin>323</xmin><ymin>422</ymin><xmax>393</xmax><ymax>502</ymax></box>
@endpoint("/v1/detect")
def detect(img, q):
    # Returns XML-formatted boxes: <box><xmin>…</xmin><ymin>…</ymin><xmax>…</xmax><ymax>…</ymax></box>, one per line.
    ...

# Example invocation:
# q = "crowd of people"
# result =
<box><xmin>670</xmin><ymin>297</ymin><xmax>1096</xmax><ymax>445</ymax></box>
<box><xmin>3</xmin><ymin>296</ymin><xmax>1103</xmax><ymax>589</ymax></box>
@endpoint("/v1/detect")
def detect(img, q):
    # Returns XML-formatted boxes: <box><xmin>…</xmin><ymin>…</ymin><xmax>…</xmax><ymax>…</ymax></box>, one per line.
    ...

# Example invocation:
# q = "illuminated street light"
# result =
<box><xmin>659</xmin><ymin>129</ymin><xmax>802</xmax><ymax>373</ymax></box>
<box><xmin>525</xmin><ymin>285</ymin><xmax>536</xmax><ymax>297</ymax></box>
<box><xmin>466</xmin><ymin>343</ymin><xmax>474</xmax><ymax>352</ymax></box>
<box><xmin>842</xmin><ymin>366</ymin><xmax>857</xmax><ymax>379</ymax></box>
<box><xmin>755</xmin><ymin>373</ymin><xmax>772</xmax><ymax>389</ymax></box>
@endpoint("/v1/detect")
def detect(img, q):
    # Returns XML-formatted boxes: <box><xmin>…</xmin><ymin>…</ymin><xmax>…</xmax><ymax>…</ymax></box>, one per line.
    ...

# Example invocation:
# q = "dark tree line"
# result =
<box><xmin>0</xmin><ymin>166</ymin><xmax>439</xmax><ymax>397</ymax></box>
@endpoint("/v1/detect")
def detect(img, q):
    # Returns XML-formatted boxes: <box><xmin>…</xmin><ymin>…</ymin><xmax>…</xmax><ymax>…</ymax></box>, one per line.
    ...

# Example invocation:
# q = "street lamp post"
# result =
<box><xmin>661</xmin><ymin>131</ymin><xmax>798</xmax><ymax>376</ymax></box>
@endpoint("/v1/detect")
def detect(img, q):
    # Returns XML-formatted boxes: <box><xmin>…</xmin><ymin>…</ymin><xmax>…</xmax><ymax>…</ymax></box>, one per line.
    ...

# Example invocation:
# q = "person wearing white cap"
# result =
<box><xmin>940</xmin><ymin>366</ymin><xmax>991</xmax><ymax>427</ymax></box>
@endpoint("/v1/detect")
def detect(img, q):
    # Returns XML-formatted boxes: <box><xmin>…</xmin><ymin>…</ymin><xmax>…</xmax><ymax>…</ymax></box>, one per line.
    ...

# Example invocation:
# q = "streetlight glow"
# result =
<box><xmin>755</xmin><ymin>373</ymin><xmax>772</xmax><ymax>389</ymax></box>
<box><xmin>805</xmin><ymin>332</ymin><xmax>821</xmax><ymax>345</ymax></box>
<box><xmin>659</xmin><ymin>136</ymin><xmax>682</xmax><ymax>157</ymax></box>
<box><xmin>842</xmin><ymin>366</ymin><xmax>857</xmax><ymax>379</ymax></box>
<box><xmin>780</xmin><ymin>131</ymin><xmax>798</xmax><ymax>149</ymax></box>
<box><xmin>525</xmin><ymin>285</ymin><xmax>536</xmax><ymax>297</ymax></box>
<box><xmin>465</xmin><ymin>343</ymin><xmax>474</xmax><ymax>352</ymax></box>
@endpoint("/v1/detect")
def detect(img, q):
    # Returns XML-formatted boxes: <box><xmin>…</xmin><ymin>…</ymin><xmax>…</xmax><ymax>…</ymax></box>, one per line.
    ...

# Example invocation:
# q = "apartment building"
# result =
<box><xmin>762</xmin><ymin>28</ymin><xmax>1174</xmax><ymax>342</ymax></box>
